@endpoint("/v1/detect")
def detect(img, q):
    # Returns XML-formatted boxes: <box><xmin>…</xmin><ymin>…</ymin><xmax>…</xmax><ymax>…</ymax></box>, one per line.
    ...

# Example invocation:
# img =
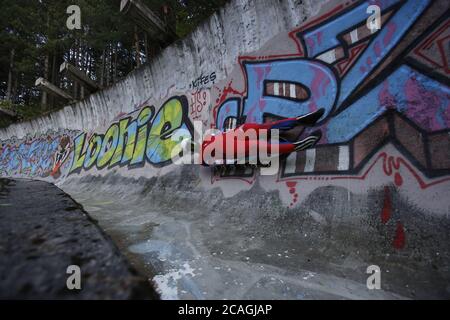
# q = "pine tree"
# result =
<box><xmin>0</xmin><ymin>0</ymin><xmax>228</xmax><ymax>125</ymax></box>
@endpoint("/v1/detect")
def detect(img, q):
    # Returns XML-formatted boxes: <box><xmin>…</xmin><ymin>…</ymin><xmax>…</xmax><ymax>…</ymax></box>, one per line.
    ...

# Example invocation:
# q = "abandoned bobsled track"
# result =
<box><xmin>1</xmin><ymin>0</ymin><xmax>449</xmax><ymax>299</ymax></box>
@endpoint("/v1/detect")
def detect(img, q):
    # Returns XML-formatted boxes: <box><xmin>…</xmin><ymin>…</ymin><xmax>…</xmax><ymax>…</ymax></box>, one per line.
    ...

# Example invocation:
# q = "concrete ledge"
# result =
<box><xmin>0</xmin><ymin>178</ymin><xmax>159</xmax><ymax>299</ymax></box>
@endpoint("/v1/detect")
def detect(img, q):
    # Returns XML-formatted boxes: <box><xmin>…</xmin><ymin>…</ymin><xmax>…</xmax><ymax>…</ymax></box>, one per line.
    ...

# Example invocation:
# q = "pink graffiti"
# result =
<box><xmin>374</xmin><ymin>40</ymin><xmax>382</xmax><ymax>58</ymax></box>
<box><xmin>383</xmin><ymin>22</ymin><xmax>397</xmax><ymax>47</ymax></box>
<box><xmin>310</xmin><ymin>65</ymin><xmax>331</xmax><ymax>99</ymax></box>
<box><xmin>378</xmin><ymin>80</ymin><xmax>397</xmax><ymax>109</ymax></box>
<box><xmin>404</xmin><ymin>77</ymin><xmax>450</xmax><ymax>131</ymax></box>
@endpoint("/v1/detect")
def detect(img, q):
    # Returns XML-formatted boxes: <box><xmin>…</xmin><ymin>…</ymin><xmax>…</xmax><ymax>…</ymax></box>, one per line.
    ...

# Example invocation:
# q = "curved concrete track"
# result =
<box><xmin>60</xmin><ymin>167</ymin><xmax>449</xmax><ymax>300</ymax></box>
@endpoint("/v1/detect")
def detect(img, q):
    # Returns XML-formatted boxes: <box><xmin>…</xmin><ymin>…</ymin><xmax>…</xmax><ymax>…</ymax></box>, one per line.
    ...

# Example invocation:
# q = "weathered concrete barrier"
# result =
<box><xmin>1</xmin><ymin>0</ymin><xmax>449</xmax><ymax>299</ymax></box>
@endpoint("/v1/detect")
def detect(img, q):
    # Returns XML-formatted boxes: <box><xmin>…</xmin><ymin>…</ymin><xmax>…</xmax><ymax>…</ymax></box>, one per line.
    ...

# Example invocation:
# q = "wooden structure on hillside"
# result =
<box><xmin>0</xmin><ymin>107</ymin><xmax>17</xmax><ymax>119</ymax></box>
<box><xmin>120</xmin><ymin>0</ymin><xmax>177</xmax><ymax>46</ymax></box>
<box><xmin>35</xmin><ymin>78</ymin><xmax>74</xmax><ymax>103</ymax></box>
<box><xmin>59</xmin><ymin>62</ymin><xmax>101</xmax><ymax>93</ymax></box>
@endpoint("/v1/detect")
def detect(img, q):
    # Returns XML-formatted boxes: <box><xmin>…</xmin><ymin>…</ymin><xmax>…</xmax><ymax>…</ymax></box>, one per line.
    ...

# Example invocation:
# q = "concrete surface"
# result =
<box><xmin>0</xmin><ymin>178</ymin><xmax>158</xmax><ymax>299</ymax></box>
<box><xmin>0</xmin><ymin>0</ymin><xmax>449</xmax><ymax>300</ymax></box>
<box><xmin>60</xmin><ymin>166</ymin><xmax>450</xmax><ymax>300</ymax></box>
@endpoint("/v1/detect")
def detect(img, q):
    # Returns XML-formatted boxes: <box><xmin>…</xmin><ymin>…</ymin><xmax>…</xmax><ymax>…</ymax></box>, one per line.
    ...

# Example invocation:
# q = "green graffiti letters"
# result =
<box><xmin>69</xmin><ymin>96</ymin><xmax>192</xmax><ymax>174</ymax></box>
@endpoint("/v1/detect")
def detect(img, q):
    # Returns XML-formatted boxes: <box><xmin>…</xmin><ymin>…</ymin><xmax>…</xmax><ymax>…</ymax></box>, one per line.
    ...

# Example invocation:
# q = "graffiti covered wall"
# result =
<box><xmin>0</xmin><ymin>0</ymin><xmax>449</xmax><ymax>286</ymax></box>
<box><xmin>1</xmin><ymin>0</ymin><xmax>449</xmax><ymax>209</ymax></box>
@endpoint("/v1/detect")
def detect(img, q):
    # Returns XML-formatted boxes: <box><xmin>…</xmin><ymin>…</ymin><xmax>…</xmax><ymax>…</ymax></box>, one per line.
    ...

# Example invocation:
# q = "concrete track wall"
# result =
<box><xmin>1</xmin><ymin>0</ymin><xmax>449</xmax><ymax>299</ymax></box>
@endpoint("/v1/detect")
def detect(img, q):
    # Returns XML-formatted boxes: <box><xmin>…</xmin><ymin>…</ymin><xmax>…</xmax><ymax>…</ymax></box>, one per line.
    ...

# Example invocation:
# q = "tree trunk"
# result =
<box><xmin>106</xmin><ymin>44</ymin><xmax>111</xmax><ymax>86</ymax></box>
<box><xmin>41</xmin><ymin>54</ymin><xmax>49</xmax><ymax>110</ymax></box>
<box><xmin>50</xmin><ymin>51</ymin><xmax>58</xmax><ymax>109</ymax></box>
<box><xmin>144</xmin><ymin>32</ymin><xmax>149</xmax><ymax>63</ymax></box>
<box><xmin>5</xmin><ymin>48</ymin><xmax>15</xmax><ymax>101</ymax></box>
<box><xmin>113</xmin><ymin>43</ymin><xmax>118</xmax><ymax>83</ymax></box>
<box><xmin>42</xmin><ymin>12</ymin><xmax>50</xmax><ymax>110</ymax></box>
<box><xmin>80</xmin><ymin>44</ymin><xmax>86</xmax><ymax>99</ymax></box>
<box><xmin>134</xmin><ymin>25</ymin><xmax>141</xmax><ymax>68</ymax></box>
<box><xmin>100</xmin><ymin>49</ymin><xmax>105</xmax><ymax>87</ymax></box>
<box><xmin>73</xmin><ymin>40</ymin><xmax>79</xmax><ymax>99</ymax></box>
<box><xmin>12</xmin><ymin>73</ymin><xmax>18</xmax><ymax>102</ymax></box>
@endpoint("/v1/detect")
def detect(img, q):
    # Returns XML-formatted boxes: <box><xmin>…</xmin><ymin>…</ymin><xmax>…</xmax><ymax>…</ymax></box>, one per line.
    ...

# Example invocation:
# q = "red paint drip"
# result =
<box><xmin>50</xmin><ymin>165</ymin><xmax>60</xmax><ymax>177</ymax></box>
<box><xmin>394</xmin><ymin>172</ymin><xmax>403</xmax><ymax>187</ymax></box>
<box><xmin>286</xmin><ymin>182</ymin><xmax>298</xmax><ymax>206</ymax></box>
<box><xmin>393</xmin><ymin>222</ymin><xmax>405</xmax><ymax>249</ymax></box>
<box><xmin>286</xmin><ymin>181</ymin><xmax>297</xmax><ymax>188</ymax></box>
<box><xmin>216</xmin><ymin>81</ymin><xmax>243</xmax><ymax>106</ymax></box>
<box><xmin>381</xmin><ymin>186</ymin><xmax>391</xmax><ymax>224</ymax></box>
